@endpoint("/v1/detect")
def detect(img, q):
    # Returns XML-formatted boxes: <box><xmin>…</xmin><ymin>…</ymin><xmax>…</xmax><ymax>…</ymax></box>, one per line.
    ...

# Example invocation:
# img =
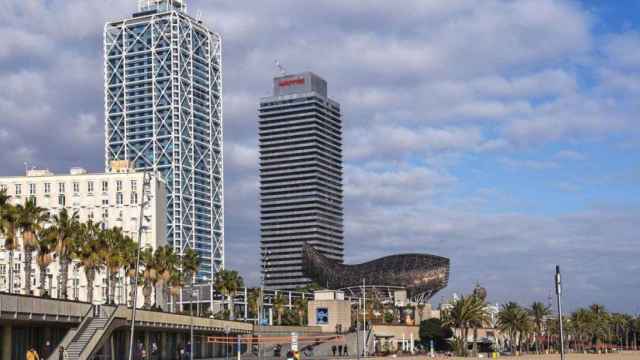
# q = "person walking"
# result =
<box><xmin>42</xmin><ymin>341</ymin><xmax>53</xmax><ymax>358</ymax></box>
<box><xmin>332</xmin><ymin>345</ymin><xmax>337</xmax><ymax>357</ymax></box>
<box><xmin>26</xmin><ymin>346</ymin><xmax>40</xmax><ymax>360</ymax></box>
<box><xmin>58</xmin><ymin>346</ymin><xmax>68</xmax><ymax>360</ymax></box>
<box><xmin>343</xmin><ymin>345</ymin><xmax>349</xmax><ymax>356</ymax></box>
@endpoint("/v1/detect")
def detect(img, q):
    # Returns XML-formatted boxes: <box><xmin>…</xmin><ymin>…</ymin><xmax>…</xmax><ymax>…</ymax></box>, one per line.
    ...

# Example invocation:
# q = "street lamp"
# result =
<box><xmin>128</xmin><ymin>171</ymin><xmax>152</xmax><ymax>360</ymax></box>
<box><xmin>191</xmin><ymin>287</ymin><xmax>198</xmax><ymax>360</ymax></box>
<box><xmin>224</xmin><ymin>325</ymin><xmax>231</xmax><ymax>360</ymax></box>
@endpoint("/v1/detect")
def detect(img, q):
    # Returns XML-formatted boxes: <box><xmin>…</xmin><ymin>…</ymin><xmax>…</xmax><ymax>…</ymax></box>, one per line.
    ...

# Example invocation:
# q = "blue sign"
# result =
<box><xmin>316</xmin><ymin>308</ymin><xmax>329</xmax><ymax>324</ymax></box>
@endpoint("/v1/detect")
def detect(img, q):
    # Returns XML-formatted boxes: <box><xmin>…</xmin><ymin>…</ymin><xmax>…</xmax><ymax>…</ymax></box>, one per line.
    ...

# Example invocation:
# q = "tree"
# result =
<box><xmin>530</xmin><ymin>301</ymin><xmax>551</xmax><ymax>353</ymax></box>
<box><xmin>16</xmin><ymin>197</ymin><xmax>49</xmax><ymax>295</ymax></box>
<box><xmin>294</xmin><ymin>296</ymin><xmax>308</xmax><ymax>326</ymax></box>
<box><xmin>441</xmin><ymin>295</ymin><xmax>489</xmax><ymax>356</ymax></box>
<box><xmin>100</xmin><ymin>227</ymin><xmax>129</xmax><ymax>304</ymax></box>
<box><xmin>247</xmin><ymin>288</ymin><xmax>261</xmax><ymax>320</ymax></box>
<box><xmin>35</xmin><ymin>227</ymin><xmax>56</xmax><ymax>296</ymax></box>
<box><xmin>0</xmin><ymin>190</ymin><xmax>18</xmax><ymax>293</ymax></box>
<box><xmin>122</xmin><ymin>237</ymin><xmax>140</xmax><ymax>307</ymax></box>
<box><xmin>153</xmin><ymin>245</ymin><xmax>178</xmax><ymax>308</ymax></box>
<box><xmin>140</xmin><ymin>247</ymin><xmax>158</xmax><ymax>309</ymax></box>
<box><xmin>49</xmin><ymin>209</ymin><xmax>80</xmax><ymax>299</ymax></box>
<box><xmin>72</xmin><ymin>221</ymin><xmax>102</xmax><ymax>304</ymax></box>
<box><xmin>214</xmin><ymin>269</ymin><xmax>244</xmax><ymax>320</ymax></box>
<box><xmin>273</xmin><ymin>292</ymin><xmax>286</xmax><ymax>325</ymax></box>
<box><xmin>497</xmin><ymin>302</ymin><xmax>531</xmax><ymax>353</ymax></box>
<box><xmin>420</xmin><ymin>318</ymin><xmax>453</xmax><ymax>351</ymax></box>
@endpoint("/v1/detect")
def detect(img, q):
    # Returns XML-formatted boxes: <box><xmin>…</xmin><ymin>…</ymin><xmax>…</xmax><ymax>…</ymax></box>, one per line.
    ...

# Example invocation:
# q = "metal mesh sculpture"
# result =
<box><xmin>302</xmin><ymin>244</ymin><xmax>450</xmax><ymax>302</ymax></box>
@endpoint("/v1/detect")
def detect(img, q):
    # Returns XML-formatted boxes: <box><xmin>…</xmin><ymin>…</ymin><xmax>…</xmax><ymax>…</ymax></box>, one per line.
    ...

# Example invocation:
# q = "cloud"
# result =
<box><xmin>0</xmin><ymin>0</ymin><xmax>638</xmax><ymax>311</ymax></box>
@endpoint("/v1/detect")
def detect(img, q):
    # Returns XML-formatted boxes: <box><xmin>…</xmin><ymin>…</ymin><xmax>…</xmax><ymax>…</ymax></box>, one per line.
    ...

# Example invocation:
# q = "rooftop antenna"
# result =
<box><xmin>275</xmin><ymin>60</ymin><xmax>287</xmax><ymax>76</ymax></box>
<box><xmin>195</xmin><ymin>9</ymin><xmax>202</xmax><ymax>21</ymax></box>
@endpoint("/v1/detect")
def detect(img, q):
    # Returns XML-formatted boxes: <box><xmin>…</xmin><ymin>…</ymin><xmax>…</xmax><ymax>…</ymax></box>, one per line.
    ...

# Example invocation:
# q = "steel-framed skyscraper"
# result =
<box><xmin>104</xmin><ymin>0</ymin><xmax>223</xmax><ymax>278</ymax></box>
<box><xmin>259</xmin><ymin>72</ymin><xmax>344</xmax><ymax>289</ymax></box>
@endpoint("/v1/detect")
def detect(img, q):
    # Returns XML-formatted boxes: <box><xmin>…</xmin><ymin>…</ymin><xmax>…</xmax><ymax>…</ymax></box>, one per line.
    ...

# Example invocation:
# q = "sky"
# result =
<box><xmin>0</xmin><ymin>0</ymin><xmax>639</xmax><ymax>313</ymax></box>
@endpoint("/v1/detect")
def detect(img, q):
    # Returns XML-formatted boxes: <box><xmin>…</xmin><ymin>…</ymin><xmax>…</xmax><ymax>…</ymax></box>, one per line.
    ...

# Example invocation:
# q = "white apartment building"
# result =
<box><xmin>0</xmin><ymin>162</ymin><xmax>166</xmax><ymax>307</ymax></box>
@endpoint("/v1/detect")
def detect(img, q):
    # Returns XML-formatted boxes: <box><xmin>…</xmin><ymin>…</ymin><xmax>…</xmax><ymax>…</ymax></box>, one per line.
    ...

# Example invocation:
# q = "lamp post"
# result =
<box><xmin>191</xmin><ymin>286</ymin><xmax>198</xmax><ymax>360</ymax></box>
<box><xmin>224</xmin><ymin>325</ymin><xmax>231</xmax><ymax>360</ymax></box>
<box><xmin>128</xmin><ymin>171</ymin><xmax>151</xmax><ymax>360</ymax></box>
<box><xmin>555</xmin><ymin>266</ymin><xmax>565</xmax><ymax>360</ymax></box>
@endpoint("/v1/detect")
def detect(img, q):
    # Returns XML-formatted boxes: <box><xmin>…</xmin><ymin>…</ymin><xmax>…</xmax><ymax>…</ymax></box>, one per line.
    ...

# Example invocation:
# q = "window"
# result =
<box><xmin>102</xmin><ymin>209</ymin><xmax>109</xmax><ymax>218</ymax></box>
<box><xmin>102</xmin><ymin>181</ymin><xmax>108</xmax><ymax>192</ymax></box>
<box><xmin>88</xmin><ymin>211</ymin><xmax>94</xmax><ymax>220</ymax></box>
<box><xmin>44</xmin><ymin>183</ymin><xmax>50</xmax><ymax>194</ymax></box>
<box><xmin>15</xmin><ymin>184</ymin><xmax>21</xmax><ymax>195</ymax></box>
<box><xmin>131</xmin><ymin>192</ymin><xmax>138</xmax><ymax>204</ymax></box>
<box><xmin>102</xmin><ymin>199</ymin><xmax>109</xmax><ymax>206</ymax></box>
<box><xmin>29</xmin><ymin>183</ymin><xmax>36</xmax><ymax>195</ymax></box>
<box><xmin>58</xmin><ymin>182</ymin><xmax>65</xmax><ymax>193</ymax></box>
<box><xmin>0</xmin><ymin>184</ymin><xmax>6</xmax><ymax>192</ymax></box>
<box><xmin>58</xmin><ymin>194</ymin><xmax>65</xmax><ymax>207</ymax></box>
<box><xmin>116</xmin><ymin>180</ymin><xmax>123</xmax><ymax>191</ymax></box>
<box><xmin>88</xmin><ymin>181</ymin><xmax>94</xmax><ymax>193</ymax></box>
<box><xmin>116</xmin><ymin>192</ymin><xmax>123</xmax><ymax>205</ymax></box>
<box><xmin>73</xmin><ymin>182</ymin><xmax>80</xmax><ymax>193</ymax></box>
<box><xmin>131</xmin><ymin>180</ymin><xmax>137</xmax><ymax>192</ymax></box>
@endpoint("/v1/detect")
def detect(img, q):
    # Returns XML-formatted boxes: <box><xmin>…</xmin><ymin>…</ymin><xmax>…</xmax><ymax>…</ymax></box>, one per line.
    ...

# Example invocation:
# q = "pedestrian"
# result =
<box><xmin>332</xmin><ymin>345</ymin><xmax>337</xmax><ymax>356</ymax></box>
<box><xmin>344</xmin><ymin>345</ymin><xmax>349</xmax><ymax>356</ymax></box>
<box><xmin>151</xmin><ymin>342</ymin><xmax>159</xmax><ymax>360</ymax></box>
<box><xmin>26</xmin><ymin>346</ymin><xmax>40</xmax><ymax>360</ymax></box>
<box><xmin>43</xmin><ymin>340</ymin><xmax>53</xmax><ymax>358</ymax></box>
<box><xmin>58</xmin><ymin>346</ymin><xmax>67</xmax><ymax>360</ymax></box>
<box><xmin>338</xmin><ymin>344</ymin><xmax>343</xmax><ymax>356</ymax></box>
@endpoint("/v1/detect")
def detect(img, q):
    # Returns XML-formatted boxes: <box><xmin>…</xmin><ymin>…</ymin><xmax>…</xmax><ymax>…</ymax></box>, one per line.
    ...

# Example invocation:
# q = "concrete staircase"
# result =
<box><xmin>65</xmin><ymin>314</ymin><xmax>111</xmax><ymax>358</ymax></box>
<box><xmin>48</xmin><ymin>306</ymin><xmax>116</xmax><ymax>360</ymax></box>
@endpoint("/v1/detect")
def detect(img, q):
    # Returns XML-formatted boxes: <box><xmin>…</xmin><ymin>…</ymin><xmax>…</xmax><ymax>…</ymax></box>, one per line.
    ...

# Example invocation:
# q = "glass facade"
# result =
<box><xmin>105</xmin><ymin>4</ymin><xmax>223</xmax><ymax>278</ymax></box>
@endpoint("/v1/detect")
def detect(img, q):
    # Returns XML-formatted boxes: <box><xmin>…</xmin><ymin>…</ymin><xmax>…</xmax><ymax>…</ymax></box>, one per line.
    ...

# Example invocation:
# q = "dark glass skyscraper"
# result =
<box><xmin>104</xmin><ymin>0</ymin><xmax>224</xmax><ymax>278</ymax></box>
<box><xmin>259</xmin><ymin>72</ymin><xmax>344</xmax><ymax>289</ymax></box>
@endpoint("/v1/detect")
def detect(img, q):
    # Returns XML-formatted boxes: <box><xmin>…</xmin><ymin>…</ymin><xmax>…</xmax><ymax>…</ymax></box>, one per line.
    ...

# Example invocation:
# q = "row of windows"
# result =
<box><xmin>1</xmin><ymin>180</ymin><xmax>138</xmax><ymax>196</ymax></box>
<box><xmin>54</xmin><ymin>191</ymin><xmax>138</xmax><ymax>207</ymax></box>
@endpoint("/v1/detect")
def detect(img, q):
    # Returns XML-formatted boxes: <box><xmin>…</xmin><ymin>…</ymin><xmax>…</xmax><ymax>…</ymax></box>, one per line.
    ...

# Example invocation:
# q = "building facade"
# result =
<box><xmin>104</xmin><ymin>0</ymin><xmax>224</xmax><ymax>279</ymax></box>
<box><xmin>259</xmin><ymin>72</ymin><xmax>344</xmax><ymax>289</ymax></box>
<box><xmin>0</xmin><ymin>165</ymin><xmax>165</xmax><ymax>305</ymax></box>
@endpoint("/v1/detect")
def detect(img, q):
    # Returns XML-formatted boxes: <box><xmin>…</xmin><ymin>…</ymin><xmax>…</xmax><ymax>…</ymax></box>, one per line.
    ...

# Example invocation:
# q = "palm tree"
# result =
<box><xmin>140</xmin><ymin>247</ymin><xmax>158</xmax><ymax>309</ymax></box>
<box><xmin>294</xmin><ymin>296</ymin><xmax>308</xmax><ymax>326</ymax></box>
<box><xmin>572</xmin><ymin>307</ymin><xmax>592</xmax><ymax>352</ymax></box>
<box><xmin>179</xmin><ymin>248</ymin><xmax>200</xmax><ymax>312</ymax></box>
<box><xmin>530</xmin><ymin>301</ymin><xmax>551</xmax><ymax>353</ymax></box>
<box><xmin>0</xmin><ymin>190</ymin><xmax>18</xmax><ymax>293</ymax></box>
<box><xmin>168</xmin><ymin>272</ymin><xmax>184</xmax><ymax>313</ymax></box>
<box><xmin>101</xmin><ymin>227</ymin><xmax>129</xmax><ymax>304</ymax></box>
<box><xmin>181</xmin><ymin>248</ymin><xmax>199</xmax><ymax>281</ymax></box>
<box><xmin>16</xmin><ymin>197</ymin><xmax>49</xmax><ymax>294</ymax></box>
<box><xmin>35</xmin><ymin>227</ymin><xmax>55</xmax><ymax>296</ymax></box>
<box><xmin>72</xmin><ymin>221</ymin><xmax>102</xmax><ymax>304</ymax></box>
<box><xmin>214</xmin><ymin>269</ymin><xmax>244</xmax><ymax>320</ymax></box>
<box><xmin>589</xmin><ymin>304</ymin><xmax>609</xmax><ymax>348</ymax></box>
<box><xmin>441</xmin><ymin>295</ymin><xmax>489</xmax><ymax>356</ymax></box>
<box><xmin>273</xmin><ymin>292</ymin><xmax>286</xmax><ymax>325</ymax></box>
<box><xmin>121</xmin><ymin>237</ymin><xmax>139</xmax><ymax>307</ymax></box>
<box><xmin>247</xmin><ymin>288</ymin><xmax>260</xmax><ymax>321</ymax></box>
<box><xmin>49</xmin><ymin>208</ymin><xmax>80</xmax><ymax>299</ymax></box>
<box><xmin>153</xmin><ymin>245</ymin><xmax>178</xmax><ymax>307</ymax></box>
<box><xmin>497</xmin><ymin>302</ymin><xmax>531</xmax><ymax>353</ymax></box>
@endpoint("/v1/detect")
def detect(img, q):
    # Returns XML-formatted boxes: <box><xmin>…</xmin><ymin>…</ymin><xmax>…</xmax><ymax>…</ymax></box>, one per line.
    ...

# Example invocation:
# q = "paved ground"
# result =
<box><xmin>368</xmin><ymin>352</ymin><xmax>640</xmax><ymax>360</ymax></box>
